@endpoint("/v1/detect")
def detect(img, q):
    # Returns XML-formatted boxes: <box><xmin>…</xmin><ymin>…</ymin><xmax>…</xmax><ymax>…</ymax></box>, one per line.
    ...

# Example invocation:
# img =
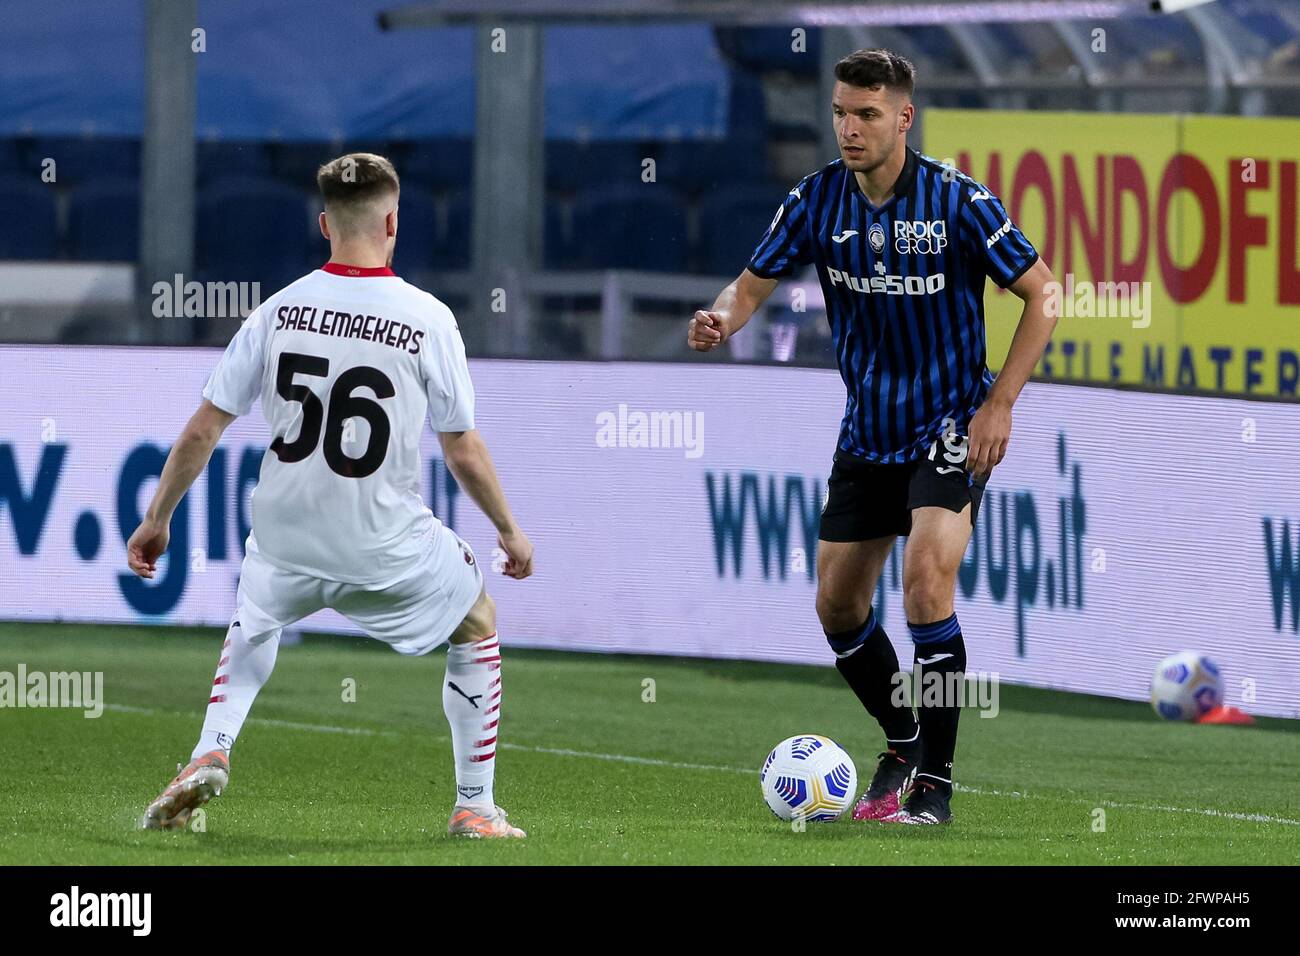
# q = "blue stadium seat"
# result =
<box><xmin>29</xmin><ymin>136</ymin><xmax>139</xmax><ymax>185</ymax></box>
<box><xmin>0</xmin><ymin>138</ymin><xmax>24</xmax><ymax>175</ymax></box>
<box><xmin>395</xmin><ymin>139</ymin><xmax>473</xmax><ymax>194</ymax></box>
<box><xmin>544</xmin><ymin>199</ymin><xmax>578</xmax><ymax>270</ymax></box>
<box><xmin>697</xmin><ymin>183</ymin><xmax>786</xmax><ymax>276</ymax></box>
<box><xmin>435</xmin><ymin>193</ymin><xmax>471</xmax><ymax>270</ymax></box>
<box><xmin>726</xmin><ymin>69</ymin><xmax>768</xmax><ymax>142</ymax></box>
<box><xmin>982</xmin><ymin>24</ymin><xmax>1037</xmax><ymax>70</ymax></box>
<box><xmin>197</xmin><ymin>177</ymin><xmax>314</xmax><ymax>291</ymax></box>
<box><xmin>197</xmin><ymin>141</ymin><xmax>273</xmax><ymax>186</ymax></box>
<box><xmin>712</xmin><ymin>27</ymin><xmax>822</xmax><ymax>76</ymax></box>
<box><xmin>546</xmin><ymin>141</ymin><xmax>646</xmax><ymax>195</ymax></box>
<box><xmin>570</xmin><ymin>184</ymin><xmax>688</xmax><ymax>272</ymax></box>
<box><xmin>1223</xmin><ymin>0</ymin><xmax>1298</xmax><ymax>45</ymax></box>
<box><xmin>68</xmin><ymin>178</ymin><xmax>140</xmax><ymax>261</ymax></box>
<box><xmin>654</xmin><ymin>137</ymin><xmax>767</xmax><ymax>198</ymax></box>
<box><xmin>392</xmin><ymin>184</ymin><xmax>439</xmax><ymax>273</ymax></box>
<box><xmin>269</xmin><ymin>141</ymin><xmax>347</xmax><ymax>189</ymax></box>
<box><xmin>0</xmin><ymin>176</ymin><xmax>58</xmax><ymax>258</ymax></box>
<box><xmin>895</xmin><ymin>25</ymin><xmax>963</xmax><ymax>66</ymax></box>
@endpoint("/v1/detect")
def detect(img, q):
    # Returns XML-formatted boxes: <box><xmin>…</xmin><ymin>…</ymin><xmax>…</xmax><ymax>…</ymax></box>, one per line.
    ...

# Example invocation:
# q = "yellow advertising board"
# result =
<box><xmin>924</xmin><ymin>110</ymin><xmax>1300</xmax><ymax>398</ymax></box>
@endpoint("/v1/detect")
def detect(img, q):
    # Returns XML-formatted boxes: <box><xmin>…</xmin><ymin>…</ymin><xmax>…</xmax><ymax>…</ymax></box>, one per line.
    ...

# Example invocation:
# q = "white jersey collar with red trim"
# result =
<box><xmin>320</xmin><ymin>262</ymin><xmax>396</xmax><ymax>277</ymax></box>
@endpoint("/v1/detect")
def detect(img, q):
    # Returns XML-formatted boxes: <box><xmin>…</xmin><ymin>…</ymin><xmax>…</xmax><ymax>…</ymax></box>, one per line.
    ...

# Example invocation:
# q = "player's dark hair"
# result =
<box><xmin>316</xmin><ymin>152</ymin><xmax>400</xmax><ymax>207</ymax></box>
<box><xmin>834</xmin><ymin>48</ymin><xmax>915</xmax><ymax>98</ymax></box>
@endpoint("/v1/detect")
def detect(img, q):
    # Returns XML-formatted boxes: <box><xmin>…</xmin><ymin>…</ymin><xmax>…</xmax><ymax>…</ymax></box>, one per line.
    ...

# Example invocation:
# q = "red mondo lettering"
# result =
<box><xmin>1157</xmin><ymin>153</ymin><xmax>1220</xmax><ymax>305</ymax></box>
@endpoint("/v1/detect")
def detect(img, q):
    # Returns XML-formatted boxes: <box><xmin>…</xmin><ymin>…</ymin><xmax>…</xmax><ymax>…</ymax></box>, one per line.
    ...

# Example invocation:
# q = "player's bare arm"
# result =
<box><xmin>438</xmin><ymin>429</ymin><xmax>533</xmax><ymax>579</ymax></box>
<box><xmin>687</xmin><ymin>268</ymin><xmax>778</xmax><ymax>351</ymax></box>
<box><xmin>126</xmin><ymin>399</ymin><xmax>237</xmax><ymax>579</ymax></box>
<box><xmin>966</xmin><ymin>256</ymin><xmax>1058</xmax><ymax>479</ymax></box>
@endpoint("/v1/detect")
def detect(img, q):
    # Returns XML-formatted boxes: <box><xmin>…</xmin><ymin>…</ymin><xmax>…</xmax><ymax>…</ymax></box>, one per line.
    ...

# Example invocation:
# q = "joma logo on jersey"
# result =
<box><xmin>894</xmin><ymin>219</ymin><xmax>947</xmax><ymax>254</ymax></box>
<box><xmin>826</xmin><ymin>266</ymin><xmax>946</xmax><ymax>296</ymax></box>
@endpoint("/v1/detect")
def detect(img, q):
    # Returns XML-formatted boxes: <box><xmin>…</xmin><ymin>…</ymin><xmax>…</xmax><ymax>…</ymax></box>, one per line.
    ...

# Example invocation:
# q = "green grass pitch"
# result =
<box><xmin>1</xmin><ymin>621</ymin><xmax>1297</xmax><ymax>865</ymax></box>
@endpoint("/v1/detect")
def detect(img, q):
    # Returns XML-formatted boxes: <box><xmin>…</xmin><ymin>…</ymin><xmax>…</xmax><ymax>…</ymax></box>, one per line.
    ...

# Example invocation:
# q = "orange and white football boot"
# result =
<box><xmin>141</xmin><ymin>749</ymin><xmax>230</xmax><ymax>830</ymax></box>
<box><xmin>447</xmin><ymin>805</ymin><xmax>527</xmax><ymax>839</ymax></box>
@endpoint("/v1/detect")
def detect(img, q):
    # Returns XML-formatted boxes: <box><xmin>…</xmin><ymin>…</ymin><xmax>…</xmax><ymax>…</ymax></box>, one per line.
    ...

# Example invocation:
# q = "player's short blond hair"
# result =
<box><xmin>316</xmin><ymin>153</ymin><xmax>400</xmax><ymax>233</ymax></box>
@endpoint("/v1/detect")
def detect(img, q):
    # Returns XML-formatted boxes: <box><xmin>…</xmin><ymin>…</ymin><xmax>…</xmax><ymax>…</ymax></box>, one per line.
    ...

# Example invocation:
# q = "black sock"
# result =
<box><xmin>828</xmin><ymin>609</ymin><xmax>919</xmax><ymax>742</ymax></box>
<box><xmin>908</xmin><ymin>614</ymin><xmax>967</xmax><ymax>782</ymax></box>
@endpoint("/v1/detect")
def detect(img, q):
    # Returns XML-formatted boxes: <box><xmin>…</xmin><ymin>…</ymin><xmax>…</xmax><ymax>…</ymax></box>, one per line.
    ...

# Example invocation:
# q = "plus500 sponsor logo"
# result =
<box><xmin>825</xmin><ymin>267</ymin><xmax>947</xmax><ymax>295</ymax></box>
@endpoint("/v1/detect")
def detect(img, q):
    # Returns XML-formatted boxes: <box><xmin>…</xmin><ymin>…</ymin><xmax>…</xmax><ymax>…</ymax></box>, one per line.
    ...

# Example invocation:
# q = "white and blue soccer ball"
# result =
<box><xmin>759</xmin><ymin>734</ymin><xmax>857</xmax><ymax>822</ymax></box>
<box><xmin>1150</xmin><ymin>651</ymin><xmax>1224</xmax><ymax>721</ymax></box>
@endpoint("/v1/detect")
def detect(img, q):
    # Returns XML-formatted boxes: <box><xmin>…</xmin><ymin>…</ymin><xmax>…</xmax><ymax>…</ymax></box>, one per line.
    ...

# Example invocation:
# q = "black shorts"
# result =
<box><xmin>819</xmin><ymin>439</ymin><xmax>989</xmax><ymax>542</ymax></box>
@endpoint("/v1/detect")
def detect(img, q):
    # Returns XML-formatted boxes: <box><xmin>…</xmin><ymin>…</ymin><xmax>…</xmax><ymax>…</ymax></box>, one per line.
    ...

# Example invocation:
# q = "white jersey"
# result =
<box><xmin>202</xmin><ymin>263</ymin><xmax>475</xmax><ymax>586</ymax></box>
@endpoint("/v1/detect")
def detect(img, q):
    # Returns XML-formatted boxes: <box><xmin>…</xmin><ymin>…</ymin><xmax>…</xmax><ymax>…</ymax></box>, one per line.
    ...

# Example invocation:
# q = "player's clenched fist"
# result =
<box><xmin>497</xmin><ymin>527</ymin><xmax>534</xmax><ymax>580</ymax></box>
<box><xmin>687</xmin><ymin>310</ymin><xmax>728</xmax><ymax>351</ymax></box>
<box><xmin>126</xmin><ymin>516</ymin><xmax>170</xmax><ymax>579</ymax></box>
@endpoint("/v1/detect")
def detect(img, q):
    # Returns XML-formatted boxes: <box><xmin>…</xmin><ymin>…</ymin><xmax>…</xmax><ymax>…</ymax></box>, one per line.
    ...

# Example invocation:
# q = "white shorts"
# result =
<box><xmin>232</xmin><ymin>525</ymin><xmax>484</xmax><ymax>656</ymax></box>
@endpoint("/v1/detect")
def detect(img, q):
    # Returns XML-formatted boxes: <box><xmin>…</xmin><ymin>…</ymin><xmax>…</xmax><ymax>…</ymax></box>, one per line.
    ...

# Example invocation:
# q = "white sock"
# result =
<box><xmin>191</xmin><ymin>620</ymin><xmax>280</xmax><ymax>761</ymax></box>
<box><xmin>442</xmin><ymin>632</ymin><xmax>501</xmax><ymax>810</ymax></box>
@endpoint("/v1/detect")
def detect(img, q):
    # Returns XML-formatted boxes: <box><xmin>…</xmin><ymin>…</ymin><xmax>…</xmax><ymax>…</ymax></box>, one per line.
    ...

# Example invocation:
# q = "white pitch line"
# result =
<box><xmin>951</xmin><ymin>781</ymin><xmax>1300</xmax><ymax>827</ymax></box>
<box><xmin>1097</xmin><ymin>799</ymin><xmax>1300</xmax><ymax>827</ymax></box>
<box><xmin>102</xmin><ymin>704</ymin><xmax>1300</xmax><ymax>827</ymax></box>
<box><xmin>497</xmin><ymin>743</ymin><xmax>753</xmax><ymax>775</ymax></box>
<box><xmin>107</xmin><ymin>703</ymin><xmax>741</xmax><ymax>770</ymax></box>
<box><xmin>105</xmin><ymin>702</ymin><xmax>398</xmax><ymax>737</ymax></box>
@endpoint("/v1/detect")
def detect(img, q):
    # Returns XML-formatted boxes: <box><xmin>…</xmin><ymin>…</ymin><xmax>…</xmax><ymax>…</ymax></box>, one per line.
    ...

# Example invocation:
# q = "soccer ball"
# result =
<box><xmin>1150</xmin><ymin>651</ymin><xmax>1223</xmax><ymax>721</ymax></box>
<box><xmin>759</xmin><ymin>734</ymin><xmax>857</xmax><ymax>822</ymax></box>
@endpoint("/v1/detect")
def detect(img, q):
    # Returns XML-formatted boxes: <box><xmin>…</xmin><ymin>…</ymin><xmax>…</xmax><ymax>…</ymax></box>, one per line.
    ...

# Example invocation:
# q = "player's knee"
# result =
<box><xmin>816</xmin><ymin>588</ymin><xmax>869</xmax><ymax>633</ymax></box>
<box><xmin>903</xmin><ymin>551</ymin><xmax>956</xmax><ymax>617</ymax></box>
<box><xmin>902</xmin><ymin>577</ymin><xmax>952</xmax><ymax>624</ymax></box>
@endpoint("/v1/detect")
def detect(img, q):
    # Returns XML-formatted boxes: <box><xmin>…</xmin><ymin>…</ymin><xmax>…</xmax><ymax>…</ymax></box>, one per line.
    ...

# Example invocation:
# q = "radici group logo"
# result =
<box><xmin>702</xmin><ymin>432</ymin><xmax>1090</xmax><ymax>656</ymax></box>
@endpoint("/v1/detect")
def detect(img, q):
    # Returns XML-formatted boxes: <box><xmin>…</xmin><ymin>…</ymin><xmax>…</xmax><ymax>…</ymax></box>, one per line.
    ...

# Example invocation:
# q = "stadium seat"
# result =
<box><xmin>895</xmin><ymin>25</ymin><xmax>964</xmax><ymax>66</ymax></box>
<box><xmin>197</xmin><ymin>176</ymin><xmax>315</xmax><ymax>291</ymax></box>
<box><xmin>570</xmin><ymin>184</ymin><xmax>688</xmax><ymax>272</ymax></box>
<box><xmin>68</xmin><ymin>178</ymin><xmax>140</xmax><ymax>262</ymax></box>
<box><xmin>197</xmin><ymin>141</ymin><xmax>273</xmax><ymax>186</ymax></box>
<box><xmin>654</xmin><ymin>137</ymin><xmax>767</xmax><ymax>198</ymax></box>
<box><xmin>982</xmin><ymin>24</ymin><xmax>1034</xmax><ymax>71</ymax></box>
<box><xmin>697</xmin><ymin>183</ymin><xmax>786</xmax><ymax>276</ymax></box>
<box><xmin>546</xmin><ymin>141</ymin><xmax>646</xmax><ymax>195</ymax></box>
<box><xmin>0</xmin><ymin>138</ymin><xmax>24</xmax><ymax>175</ymax></box>
<box><xmin>391</xmin><ymin>187</ymin><xmax>471</xmax><ymax>275</ymax></box>
<box><xmin>393</xmin><ymin>139</ymin><xmax>473</xmax><ymax>194</ymax></box>
<box><xmin>1222</xmin><ymin>0</ymin><xmax>1298</xmax><ymax>58</ymax></box>
<box><xmin>435</xmin><ymin>193</ymin><xmax>471</xmax><ymax>270</ymax></box>
<box><xmin>392</xmin><ymin>184</ymin><xmax>439</xmax><ymax>274</ymax></box>
<box><xmin>726</xmin><ymin>69</ymin><xmax>768</xmax><ymax>138</ymax></box>
<box><xmin>0</xmin><ymin>176</ymin><xmax>58</xmax><ymax>258</ymax></box>
<box><xmin>712</xmin><ymin>26</ymin><xmax>822</xmax><ymax>76</ymax></box>
<box><xmin>543</xmin><ymin>199</ymin><xmax>578</xmax><ymax>270</ymax></box>
<box><xmin>269</xmin><ymin>141</ymin><xmax>350</xmax><ymax>189</ymax></box>
<box><xmin>655</xmin><ymin>67</ymin><xmax>768</xmax><ymax>195</ymax></box>
<box><xmin>29</xmin><ymin>136</ymin><xmax>139</xmax><ymax>185</ymax></box>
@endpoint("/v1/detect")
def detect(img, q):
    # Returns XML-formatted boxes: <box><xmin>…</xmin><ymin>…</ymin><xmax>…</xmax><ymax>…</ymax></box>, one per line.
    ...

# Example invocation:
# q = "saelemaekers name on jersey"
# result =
<box><xmin>275</xmin><ymin>304</ymin><xmax>426</xmax><ymax>355</ymax></box>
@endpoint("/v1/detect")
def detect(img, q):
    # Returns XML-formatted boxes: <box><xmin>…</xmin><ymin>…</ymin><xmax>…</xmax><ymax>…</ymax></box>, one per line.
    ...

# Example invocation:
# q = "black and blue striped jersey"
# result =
<box><xmin>747</xmin><ymin>148</ymin><xmax>1039</xmax><ymax>464</ymax></box>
